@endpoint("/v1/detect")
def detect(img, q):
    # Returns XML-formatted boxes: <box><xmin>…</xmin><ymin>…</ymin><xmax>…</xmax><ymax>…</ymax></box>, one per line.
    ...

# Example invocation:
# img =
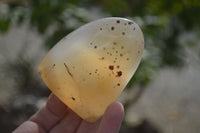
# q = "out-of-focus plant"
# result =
<box><xmin>0</xmin><ymin>0</ymin><xmax>200</xmax><ymax>132</ymax></box>
<box><xmin>1</xmin><ymin>0</ymin><xmax>199</xmax><ymax>87</ymax></box>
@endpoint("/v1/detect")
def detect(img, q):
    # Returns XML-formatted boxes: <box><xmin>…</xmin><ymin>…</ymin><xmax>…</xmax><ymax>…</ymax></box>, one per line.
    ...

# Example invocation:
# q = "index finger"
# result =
<box><xmin>29</xmin><ymin>93</ymin><xmax>69</xmax><ymax>131</ymax></box>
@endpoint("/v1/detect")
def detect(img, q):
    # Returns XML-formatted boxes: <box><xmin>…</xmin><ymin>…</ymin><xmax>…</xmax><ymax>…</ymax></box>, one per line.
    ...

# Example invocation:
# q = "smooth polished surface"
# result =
<box><xmin>38</xmin><ymin>17</ymin><xmax>144</xmax><ymax>122</ymax></box>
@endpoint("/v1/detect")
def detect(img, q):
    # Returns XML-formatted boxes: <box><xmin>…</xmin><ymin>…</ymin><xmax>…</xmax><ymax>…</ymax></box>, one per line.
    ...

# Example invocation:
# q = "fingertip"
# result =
<box><xmin>97</xmin><ymin>102</ymin><xmax>124</xmax><ymax>133</ymax></box>
<box><xmin>107</xmin><ymin>101</ymin><xmax>124</xmax><ymax>122</ymax></box>
<box><xmin>13</xmin><ymin>121</ymin><xmax>46</xmax><ymax>133</ymax></box>
<box><xmin>109</xmin><ymin>102</ymin><xmax>124</xmax><ymax>117</ymax></box>
<box><xmin>46</xmin><ymin>93</ymin><xmax>68</xmax><ymax>117</ymax></box>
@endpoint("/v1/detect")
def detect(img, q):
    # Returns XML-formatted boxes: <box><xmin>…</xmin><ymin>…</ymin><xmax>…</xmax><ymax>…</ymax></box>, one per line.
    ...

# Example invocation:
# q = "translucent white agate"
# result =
<box><xmin>38</xmin><ymin>17</ymin><xmax>144</xmax><ymax>122</ymax></box>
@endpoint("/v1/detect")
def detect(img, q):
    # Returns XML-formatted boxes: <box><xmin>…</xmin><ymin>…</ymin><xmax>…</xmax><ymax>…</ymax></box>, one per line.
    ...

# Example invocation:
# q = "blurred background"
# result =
<box><xmin>0</xmin><ymin>0</ymin><xmax>200</xmax><ymax>132</ymax></box>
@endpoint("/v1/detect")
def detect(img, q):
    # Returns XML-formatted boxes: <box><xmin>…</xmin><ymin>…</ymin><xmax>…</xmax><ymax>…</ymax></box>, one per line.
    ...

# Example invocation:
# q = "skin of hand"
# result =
<box><xmin>13</xmin><ymin>93</ymin><xmax>124</xmax><ymax>133</ymax></box>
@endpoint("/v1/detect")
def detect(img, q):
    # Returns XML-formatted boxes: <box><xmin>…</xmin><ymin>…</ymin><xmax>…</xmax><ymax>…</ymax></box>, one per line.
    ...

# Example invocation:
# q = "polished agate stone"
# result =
<box><xmin>38</xmin><ymin>17</ymin><xmax>144</xmax><ymax>122</ymax></box>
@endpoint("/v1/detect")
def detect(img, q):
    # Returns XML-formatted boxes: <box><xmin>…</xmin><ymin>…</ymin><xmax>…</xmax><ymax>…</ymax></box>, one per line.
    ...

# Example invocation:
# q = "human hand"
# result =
<box><xmin>13</xmin><ymin>93</ymin><xmax>124</xmax><ymax>133</ymax></box>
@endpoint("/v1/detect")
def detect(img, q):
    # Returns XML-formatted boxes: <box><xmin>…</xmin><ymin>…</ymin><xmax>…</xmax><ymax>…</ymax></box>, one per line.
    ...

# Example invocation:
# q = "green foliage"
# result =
<box><xmin>1</xmin><ymin>0</ymin><xmax>200</xmax><ymax>87</ymax></box>
<box><xmin>45</xmin><ymin>26</ymin><xmax>74</xmax><ymax>49</ymax></box>
<box><xmin>0</xmin><ymin>18</ymin><xmax>10</xmax><ymax>32</ymax></box>
<box><xmin>128</xmin><ymin>58</ymin><xmax>158</xmax><ymax>87</ymax></box>
<box><xmin>30</xmin><ymin>0</ymin><xmax>67</xmax><ymax>33</ymax></box>
<box><xmin>0</xmin><ymin>4</ymin><xmax>10</xmax><ymax>32</ymax></box>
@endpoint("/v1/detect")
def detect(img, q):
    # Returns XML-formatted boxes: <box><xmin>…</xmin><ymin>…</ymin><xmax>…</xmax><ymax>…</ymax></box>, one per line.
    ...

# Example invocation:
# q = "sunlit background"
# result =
<box><xmin>0</xmin><ymin>0</ymin><xmax>200</xmax><ymax>132</ymax></box>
